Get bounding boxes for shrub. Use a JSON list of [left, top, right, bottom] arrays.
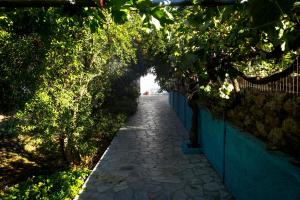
[[0, 168, 90, 200]]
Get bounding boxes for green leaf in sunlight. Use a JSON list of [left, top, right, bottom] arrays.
[[281, 41, 286, 51], [150, 16, 161, 30], [136, 0, 152, 9]]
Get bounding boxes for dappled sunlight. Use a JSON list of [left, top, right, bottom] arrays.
[[0, 132, 41, 190], [76, 96, 232, 199], [119, 125, 148, 131]]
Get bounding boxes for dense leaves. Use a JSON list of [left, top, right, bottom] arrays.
[[0, 168, 90, 200], [144, 1, 300, 98], [0, 8, 144, 167]]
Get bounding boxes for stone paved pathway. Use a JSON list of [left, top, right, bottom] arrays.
[[76, 95, 233, 200]]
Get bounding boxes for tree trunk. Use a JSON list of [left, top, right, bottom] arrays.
[[65, 135, 81, 165], [187, 91, 200, 148], [189, 102, 199, 147], [59, 134, 68, 164]]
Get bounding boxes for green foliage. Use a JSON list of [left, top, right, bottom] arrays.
[[0, 9, 146, 199], [0, 168, 90, 200], [247, 0, 295, 30], [0, 32, 46, 110], [144, 2, 299, 100], [0, 8, 144, 166]]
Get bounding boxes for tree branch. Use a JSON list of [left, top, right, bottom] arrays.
[[230, 58, 298, 84], [0, 0, 97, 7], [0, 0, 237, 7]]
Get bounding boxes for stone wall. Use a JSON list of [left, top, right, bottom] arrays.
[[226, 91, 300, 161]]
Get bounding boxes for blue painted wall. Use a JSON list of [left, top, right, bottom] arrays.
[[225, 125, 300, 200], [199, 108, 225, 177], [179, 94, 185, 123], [182, 97, 187, 128], [185, 100, 192, 131], [168, 92, 172, 106], [168, 91, 300, 200], [170, 91, 190, 131]]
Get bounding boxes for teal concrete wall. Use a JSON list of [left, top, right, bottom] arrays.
[[168, 91, 300, 200], [169, 92, 192, 132], [179, 94, 185, 123], [168, 92, 172, 108], [225, 125, 300, 200], [185, 100, 192, 132], [200, 108, 225, 177]]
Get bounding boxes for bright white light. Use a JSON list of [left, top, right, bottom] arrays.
[[140, 73, 160, 95], [151, 0, 189, 5]]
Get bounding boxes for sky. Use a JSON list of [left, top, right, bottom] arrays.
[[140, 73, 160, 94]]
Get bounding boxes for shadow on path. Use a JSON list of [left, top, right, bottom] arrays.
[[76, 95, 233, 200]]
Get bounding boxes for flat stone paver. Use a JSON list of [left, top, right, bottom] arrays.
[[76, 95, 233, 200]]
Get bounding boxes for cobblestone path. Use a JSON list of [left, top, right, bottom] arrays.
[[76, 95, 233, 200]]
